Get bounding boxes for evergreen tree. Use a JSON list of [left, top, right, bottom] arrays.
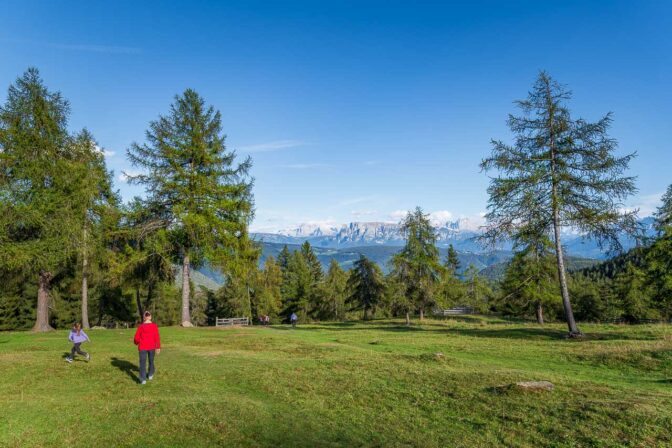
[[69, 130, 118, 328], [109, 198, 175, 322], [126, 89, 253, 326], [301, 241, 323, 283], [499, 239, 559, 324], [645, 228, 672, 318], [281, 250, 313, 320], [317, 259, 348, 320], [440, 243, 465, 311], [445, 244, 461, 273], [463, 264, 492, 313], [254, 256, 283, 320], [0, 68, 85, 331], [300, 241, 324, 317], [391, 207, 443, 320], [613, 262, 654, 321], [347, 255, 385, 320], [481, 72, 638, 337], [654, 184, 672, 232], [385, 273, 413, 325], [277, 245, 291, 271]]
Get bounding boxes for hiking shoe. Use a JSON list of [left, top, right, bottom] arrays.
[[141, 380, 146, 385], [148, 375, 154, 381], [85, 353, 90, 361], [65, 357, 73, 363]]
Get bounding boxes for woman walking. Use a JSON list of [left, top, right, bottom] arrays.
[[133, 311, 161, 385]]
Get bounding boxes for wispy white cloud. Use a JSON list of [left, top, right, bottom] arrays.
[[351, 210, 378, 218], [94, 144, 116, 158], [363, 160, 381, 166], [339, 195, 378, 206], [626, 192, 664, 217], [238, 140, 304, 153], [2, 38, 141, 54], [389, 209, 410, 222], [429, 210, 454, 226]]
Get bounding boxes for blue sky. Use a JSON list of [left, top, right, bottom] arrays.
[[1, 1, 670, 232]]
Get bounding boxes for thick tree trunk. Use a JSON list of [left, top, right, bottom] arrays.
[[81, 252, 90, 329], [552, 213, 581, 336], [33, 271, 53, 332], [181, 254, 192, 326], [535, 302, 544, 325], [405, 311, 410, 326], [419, 308, 424, 321]]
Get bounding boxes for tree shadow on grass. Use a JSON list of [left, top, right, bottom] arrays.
[[111, 357, 139, 383], [287, 322, 654, 341]]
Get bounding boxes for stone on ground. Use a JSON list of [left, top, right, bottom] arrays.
[[515, 381, 554, 391]]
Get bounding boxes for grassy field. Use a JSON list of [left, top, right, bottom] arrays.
[[1, 317, 671, 447]]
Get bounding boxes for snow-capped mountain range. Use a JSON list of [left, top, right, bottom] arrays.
[[255, 218, 482, 249], [252, 217, 657, 259]]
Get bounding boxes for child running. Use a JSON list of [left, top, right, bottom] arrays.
[[133, 311, 161, 385], [65, 322, 90, 363]]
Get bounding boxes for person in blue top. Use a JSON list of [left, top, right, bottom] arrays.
[[290, 312, 298, 328], [65, 322, 90, 363]]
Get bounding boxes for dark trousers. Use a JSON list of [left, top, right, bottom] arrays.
[[139, 350, 155, 381], [70, 343, 87, 358]]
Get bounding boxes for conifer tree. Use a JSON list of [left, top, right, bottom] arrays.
[[445, 244, 461, 273], [613, 262, 652, 321], [463, 264, 492, 313], [391, 207, 443, 320], [481, 72, 638, 337], [499, 238, 558, 324], [0, 68, 85, 331], [347, 255, 385, 320], [254, 256, 283, 319], [281, 250, 312, 320], [317, 259, 348, 320], [277, 245, 291, 271], [301, 241, 323, 283], [654, 184, 672, 232], [126, 89, 253, 326], [69, 130, 118, 328], [645, 226, 672, 318]]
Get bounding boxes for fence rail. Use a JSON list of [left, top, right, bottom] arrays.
[[215, 317, 250, 327]]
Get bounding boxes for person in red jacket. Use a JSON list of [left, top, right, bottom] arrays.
[[133, 311, 161, 385]]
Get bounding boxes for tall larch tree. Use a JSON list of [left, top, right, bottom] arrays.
[[0, 68, 84, 332], [126, 89, 253, 326], [481, 72, 638, 337], [391, 207, 444, 321], [69, 130, 118, 328]]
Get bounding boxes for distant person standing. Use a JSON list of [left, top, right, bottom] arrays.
[[290, 312, 298, 328], [133, 311, 161, 385], [65, 322, 90, 363]]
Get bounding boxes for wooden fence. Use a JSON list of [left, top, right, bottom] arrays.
[[215, 317, 250, 327], [433, 307, 475, 316]]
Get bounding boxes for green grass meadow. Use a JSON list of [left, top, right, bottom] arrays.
[[1, 317, 671, 447]]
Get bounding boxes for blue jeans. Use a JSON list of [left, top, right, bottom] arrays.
[[139, 350, 155, 381]]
